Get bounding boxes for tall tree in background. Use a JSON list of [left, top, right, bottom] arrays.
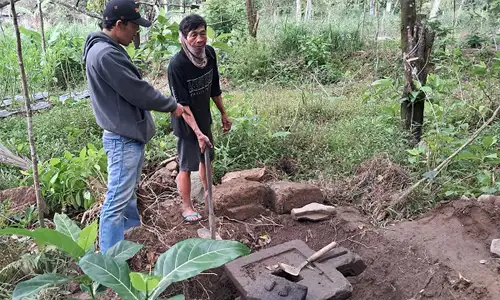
[[400, 0, 435, 143], [304, 0, 312, 20], [10, 0, 46, 227], [246, 0, 258, 38], [296, 0, 301, 21], [37, 0, 46, 52]]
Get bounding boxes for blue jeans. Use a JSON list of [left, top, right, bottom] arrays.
[[99, 131, 144, 253]]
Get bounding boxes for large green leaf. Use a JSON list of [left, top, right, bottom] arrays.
[[79, 254, 142, 300], [106, 240, 144, 263], [12, 273, 71, 300], [0, 228, 85, 259], [78, 220, 98, 251], [129, 272, 161, 292], [54, 213, 81, 242], [166, 295, 184, 300], [149, 238, 249, 299]]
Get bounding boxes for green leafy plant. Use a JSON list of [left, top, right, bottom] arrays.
[[0, 213, 250, 300], [23, 144, 107, 211]]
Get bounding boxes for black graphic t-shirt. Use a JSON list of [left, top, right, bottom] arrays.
[[167, 45, 222, 138]]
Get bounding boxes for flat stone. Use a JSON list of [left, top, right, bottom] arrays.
[[221, 167, 271, 183], [291, 202, 336, 221], [491, 239, 500, 257], [227, 204, 267, 220], [189, 171, 205, 204], [267, 181, 324, 214], [224, 240, 356, 300], [213, 179, 274, 215]]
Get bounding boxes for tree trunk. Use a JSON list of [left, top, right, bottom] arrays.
[[296, 0, 301, 22], [369, 0, 375, 16], [10, 0, 46, 228], [400, 0, 435, 144], [245, 0, 258, 38], [133, 31, 140, 49], [305, 0, 312, 21], [0, 0, 19, 9], [429, 0, 441, 18], [37, 0, 46, 52], [386, 0, 392, 13]]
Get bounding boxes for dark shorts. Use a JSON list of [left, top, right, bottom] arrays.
[[177, 130, 215, 172]]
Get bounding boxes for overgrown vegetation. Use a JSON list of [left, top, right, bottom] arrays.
[[0, 0, 499, 296]]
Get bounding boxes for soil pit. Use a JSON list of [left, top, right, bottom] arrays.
[[89, 198, 500, 300]]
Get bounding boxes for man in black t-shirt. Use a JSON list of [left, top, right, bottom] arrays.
[[168, 14, 232, 222]]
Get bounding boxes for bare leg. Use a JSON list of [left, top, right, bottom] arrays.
[[178, 170, 201, 221]]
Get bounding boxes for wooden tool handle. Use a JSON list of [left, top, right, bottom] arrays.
[[306, 241, 338, 263]]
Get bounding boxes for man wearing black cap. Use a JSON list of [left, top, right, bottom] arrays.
[[82, 0, 183, 253]]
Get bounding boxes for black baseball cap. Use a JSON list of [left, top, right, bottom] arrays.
[[103, 0, 152, 27]]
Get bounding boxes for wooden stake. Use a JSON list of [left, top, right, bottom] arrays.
[[11, 0, 47, 227]]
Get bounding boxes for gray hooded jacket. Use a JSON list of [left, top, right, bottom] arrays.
[[82, 32, 177, 143]]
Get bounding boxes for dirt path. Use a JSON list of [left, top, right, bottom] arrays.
[[94, 198, 500, 300]]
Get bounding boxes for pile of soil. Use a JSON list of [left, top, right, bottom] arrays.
[[95, 197, 500, 300]]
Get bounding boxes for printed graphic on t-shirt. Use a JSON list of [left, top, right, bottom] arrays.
[[187, 69, 213, 97]]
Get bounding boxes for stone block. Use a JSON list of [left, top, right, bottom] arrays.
[[213, 179, 274, 215], [268, 181, 324, 214], [291, 202, 336, 221], [491, 239, 500, 257], [224, 239, 354, 300], [227, 204, 267, 220], [221, 168, 271, 183]]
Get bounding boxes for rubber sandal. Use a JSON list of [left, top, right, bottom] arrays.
[[183, 212, 201, 223]]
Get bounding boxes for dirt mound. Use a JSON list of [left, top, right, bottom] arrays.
[[113, 199, 499, 300], [384, 199, 500, 298], [325, 153, 411, 220], [0, 186, 36, 213]]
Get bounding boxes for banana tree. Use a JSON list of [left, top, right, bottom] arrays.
[[0, 213, 250, 300]]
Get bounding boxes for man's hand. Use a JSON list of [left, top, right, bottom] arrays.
[[221, 113, 232, 134], [172, 104, 184, 117], [197, 133, 213, 153]]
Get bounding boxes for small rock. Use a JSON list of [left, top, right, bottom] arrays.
[[480, 260, 487, 264], [265, 280, 277, 291], [491, 239, 500, 257], [165, 160, 178, 172], [478, 194, 500, 205], [267, 181, 323, 214], [221, 167, 271, 183], [291, 202, 336, 221]]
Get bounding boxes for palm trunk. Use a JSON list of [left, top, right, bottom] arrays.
[[10, 0, 46, 228]]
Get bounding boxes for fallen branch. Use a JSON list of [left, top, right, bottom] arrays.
[[389, 102, 500, 209], [50, 0, 101, 19], [0, 144, 30, 170], [0, 0, 19, 9]]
